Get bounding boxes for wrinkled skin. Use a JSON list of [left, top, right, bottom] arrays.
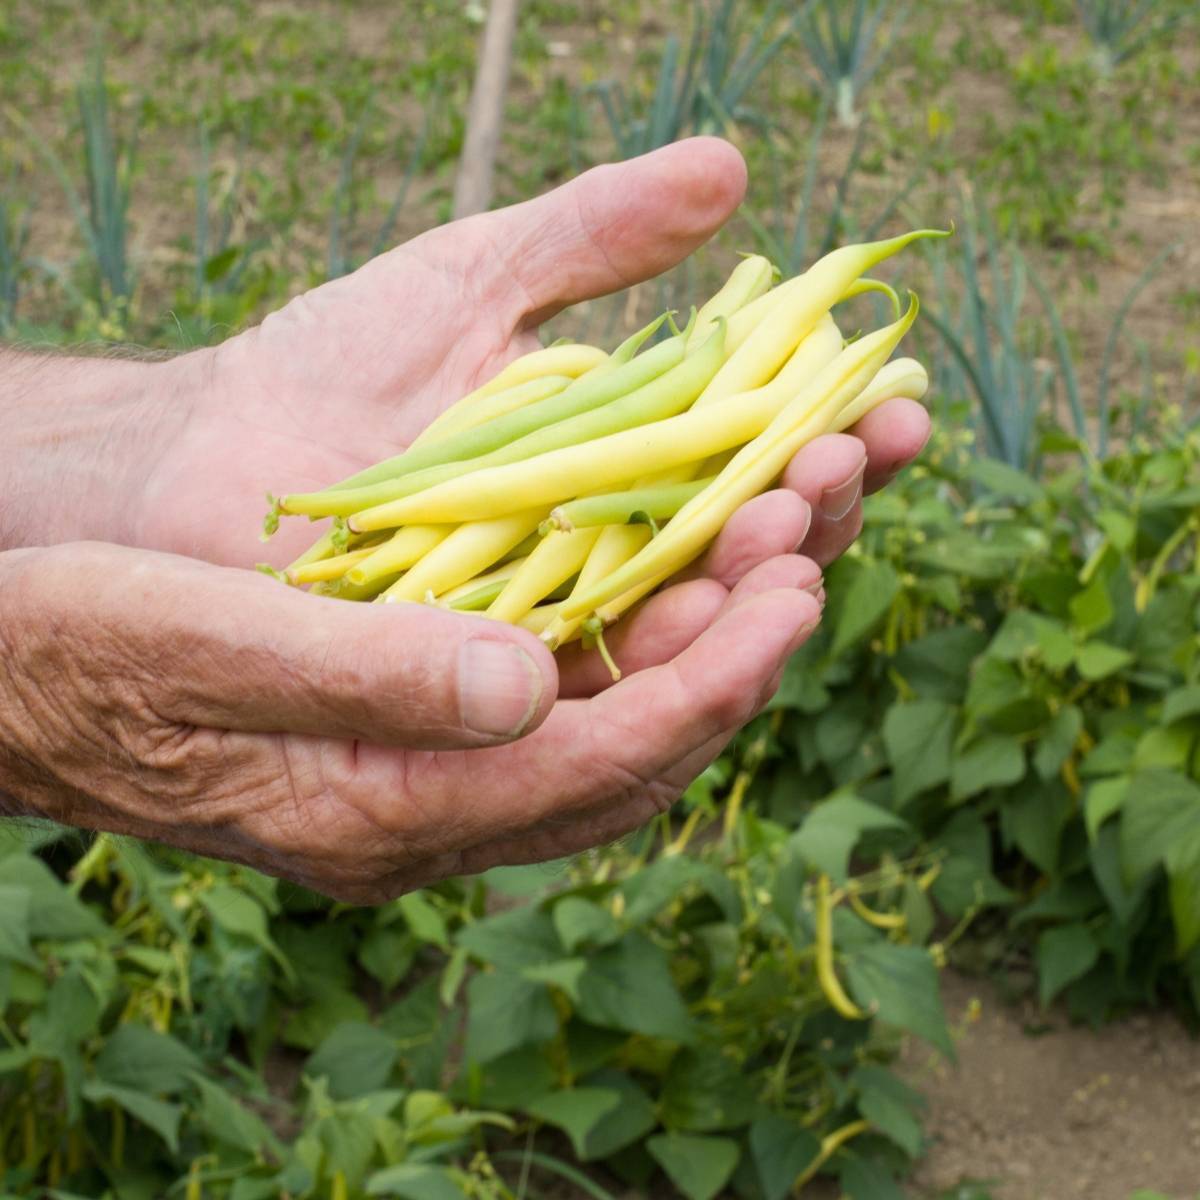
[[0, 138, 929, 902]]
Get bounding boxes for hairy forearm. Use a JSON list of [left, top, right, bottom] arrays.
[[0, 345, 194, 551]]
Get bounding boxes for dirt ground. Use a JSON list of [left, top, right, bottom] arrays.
[[900, 972, 1200, 1200]]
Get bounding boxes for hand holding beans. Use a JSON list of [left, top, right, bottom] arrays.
[[0, 138, 930, 901]]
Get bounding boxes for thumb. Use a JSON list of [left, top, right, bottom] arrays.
[[20, 543, 558, 750], [406, 136, 748, 329]]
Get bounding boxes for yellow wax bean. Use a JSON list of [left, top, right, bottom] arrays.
[[487, 527, 604, 625], [380, 509, 544, 604], [567, 314, 845, 616], [695, 229, 944, 409], [540, 524, 652, 649], [558, 297, 919, 621], [288, 546, 379, 585], [437, 557, 528, 608], [416, 374, 573, 443], [357, 316, 843, 529], [689, 254, 776, 349], [829, 357, 928, 432], [412, 343, 609, 448], [345, 524, 452, 587], [517, 606, 559, 637]]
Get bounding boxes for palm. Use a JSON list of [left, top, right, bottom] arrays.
[[136, 239, 535, 568]]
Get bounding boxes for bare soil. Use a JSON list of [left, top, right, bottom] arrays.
[[901, 972, 1200, 1200]]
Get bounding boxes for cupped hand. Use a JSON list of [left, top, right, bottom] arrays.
[[130, 137, 928, 575], [1, 138, 931, 900]]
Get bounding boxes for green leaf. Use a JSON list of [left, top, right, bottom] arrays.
[[283, 979, 370, 1051], [307, 1023, 398, 1099], [882, 701, 956, 807], [966, 457, 1045, 502], [749, 1114, 819, 1200], [831, 560, 900, 656], [1069, 573, 1114, 636], [399, 892, 450, 949], [0, 854, 105, 940], [1076, 642, 1133, 681], [454, 1043, 557, 1109], [1163, 685, 1200, 725], [366, 1165, 469, 1200], [522, 957, 587, 1002], [1002, 782, 1069, 875], [1036, 923, 1100, 1006], [790, 794, 909, 881], [191, 1074, 279, 1155], [845, 944, 952, 1057], [661, 1047, 756, 1132], [552, 897, 622, 952], [575, 1069, 658, 1160], [951, 734, 1025, 801], [893, 627, 988, 703], [1133, 725, 1194, 771], [1033, 705, 1083, 781], [1168, 834, 1200, 955], [839, 1154, 905, 1199], [81, 1080, 181, 1152], [94, 1023, 202, 1095], [465, 970, 557, 1064], [575, 932, 695, 1042], [852, 1065, 924, 1158], [1084, 777, 1128, 844], [457, 905, 562, 970], [358, 924, 416, 991], [646, 1133, 740, 1200], [989, 611, 1074, 671], [0, 885, 38, 967], [1119, 770, 1200, 886], [527, 1089, 622, 1158], [199, 884, 291, 978]]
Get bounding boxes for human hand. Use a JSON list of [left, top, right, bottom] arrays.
[[0, 138, 930, 899], [122, 136, 928, 576], [0, 541, 821, 901]]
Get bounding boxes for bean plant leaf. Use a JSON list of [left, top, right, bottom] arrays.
[[951, 734, 1025, 801], [575, 932, 695, 1042], [830, 560, 900, 656], [465, 970, 557, 1064], [366, 1165, 469, 1200], [1076, 641, 1133, 680], [852, 1065, 924, 1158], [882, 701, 956, 806], [576, 1069, 658, 1159], [749, 1114, 820, 1200], [81, 1080, 182, 1152], [661, 1046, 757, 1132], [191, 1074, 280, 1155], [307, 1022, 399, 1099], [0, 885, 38, 967], [1119, 770, 1200, 885], [552, 897, 622, 952], [94, 1023, 203, 1095], [845, 944, 953, 1057], [0, 853, 105, 940], [1036, 923, 1100, 1006], [790, 793, 909, 881], [647, 1132, 740, 1200], [457, 905, 562, 969], [527, 1088, 622, 1158]]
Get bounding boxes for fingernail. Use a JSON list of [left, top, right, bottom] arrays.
[[819, 459, 866, 521], [784, 617, 820, 658], [458, 639, 542, 737], [803, 583, 826, 608]]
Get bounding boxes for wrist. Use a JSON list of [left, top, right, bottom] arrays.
[[0, 346, 206, 550]]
